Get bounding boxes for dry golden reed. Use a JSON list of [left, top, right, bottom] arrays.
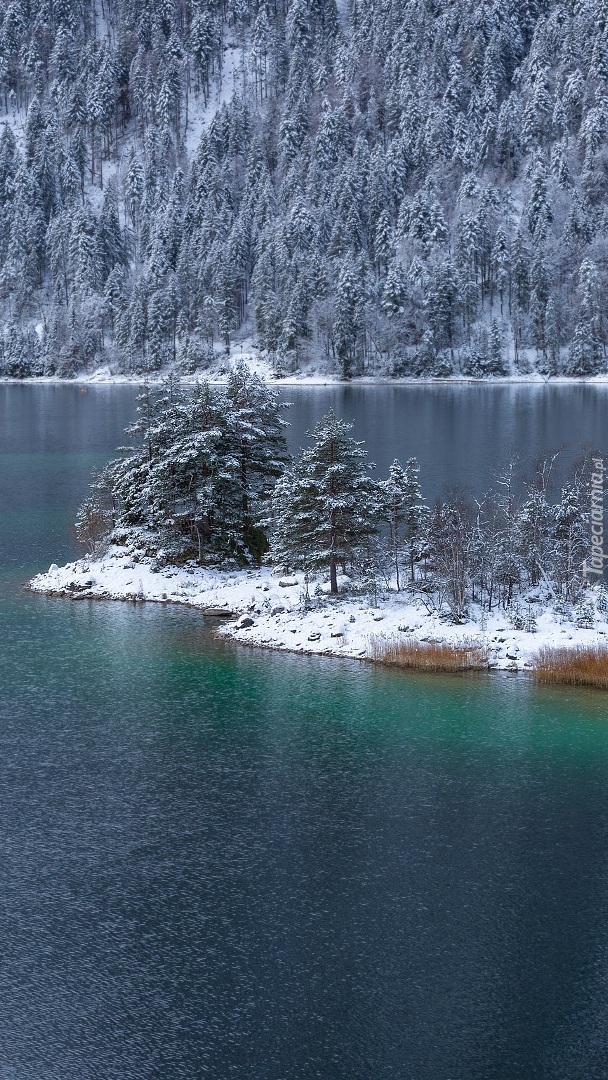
[[533, 645, 608, 689], [368, 634, 489, 672]]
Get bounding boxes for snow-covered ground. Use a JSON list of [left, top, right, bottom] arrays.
[[8, 352, 608, 388], [27, 549, 608, 674], [73, 369, 608, 387]]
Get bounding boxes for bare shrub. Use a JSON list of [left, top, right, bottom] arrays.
[[75, 496, 112, 557]]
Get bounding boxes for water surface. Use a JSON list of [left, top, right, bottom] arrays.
[[1, 384, 608, 1078]]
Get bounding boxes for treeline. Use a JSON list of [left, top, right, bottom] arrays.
[[79, 367, 599, 624], [3, 0, 608, 377]]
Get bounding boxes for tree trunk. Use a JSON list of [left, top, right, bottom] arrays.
[[329, 555, 338, 594]]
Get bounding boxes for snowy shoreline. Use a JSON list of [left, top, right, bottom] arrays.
[[6, 369, 608, 388], [27, 549, 608, 676]]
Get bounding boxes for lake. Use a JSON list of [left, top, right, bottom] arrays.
[[1, 382, 608, 1079]]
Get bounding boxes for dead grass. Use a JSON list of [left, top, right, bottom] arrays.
[[533, 645, 608, 689], [369, 634, 489, 672]]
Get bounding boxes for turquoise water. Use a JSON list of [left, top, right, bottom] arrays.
[[1, 385, 608, 1078]]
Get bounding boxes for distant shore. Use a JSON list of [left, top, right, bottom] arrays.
[[5, 360, 608, 389], [6, 370, 608, 388]]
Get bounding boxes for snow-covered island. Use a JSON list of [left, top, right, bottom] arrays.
[[27, 368, 608, 687], [27, 549, 608, 677]]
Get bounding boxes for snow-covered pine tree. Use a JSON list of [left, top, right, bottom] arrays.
[[85, 369, 290, 564], [518, 483, 552, 588], [221, 362, 291, 561], [380, 457, 428, 589], [401, 457, 429, 581], [575, 596, 595, 629], [487, 319, 507, 375], [271, 410, 381, 593], [380, 458, 409, 591], [427, 499, 471, 623], [566, 259, 604, 375], [553, 481, 587, 601]]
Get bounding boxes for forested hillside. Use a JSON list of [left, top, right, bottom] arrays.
[[2, 0, 608, 378]]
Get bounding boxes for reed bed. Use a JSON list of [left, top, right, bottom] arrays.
[[368, 634, 489, 672], [533, 645, 608, 689]]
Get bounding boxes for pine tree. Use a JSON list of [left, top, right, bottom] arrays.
[[597, 583, 608, 617], [380, 456, 428, 589], [428, 499, 470, 623], [380, 458, 409, 590], [271, 411, 381, 593], [223, 362, 291, 560], [488, 320, 507, 375], [554, 481, 587, 601], [518, 483, 552, 588], [382, 261, 408, 316], [575, 596, 595, 629], [334, 259, 364, 378], [88, 370, 289, 564], [567, 259, 604, 375], [401, 457, 429, 581]]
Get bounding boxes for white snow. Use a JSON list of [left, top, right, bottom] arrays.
[[9, 351, 608, 389], [28, 550, 608, 675], [183, 45, 243, 159]]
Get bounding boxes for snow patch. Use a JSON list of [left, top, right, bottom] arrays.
[[27, 550, 608, 675]]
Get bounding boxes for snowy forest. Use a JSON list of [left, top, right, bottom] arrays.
[[78, 368, 600, 625], [2, 0, 608, 377]]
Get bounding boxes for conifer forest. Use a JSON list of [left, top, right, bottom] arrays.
[[2, 0, 608, 377]]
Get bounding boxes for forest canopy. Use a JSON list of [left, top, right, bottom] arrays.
[[2, 0, 608, 377]]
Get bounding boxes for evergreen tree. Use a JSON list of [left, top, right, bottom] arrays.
[[567, 259, 604, 375], [223, 362, 291, 559], [380, 458, 409, 590], [380, 456, 429, 588], [271, 411, 381, 593], [89, 369, 289, 564], [553, 481, 587, 601]]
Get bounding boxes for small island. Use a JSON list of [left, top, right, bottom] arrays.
[[30, 364, 608, 688]]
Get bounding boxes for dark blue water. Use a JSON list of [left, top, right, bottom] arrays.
[[1, 384, 608, 1078]]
